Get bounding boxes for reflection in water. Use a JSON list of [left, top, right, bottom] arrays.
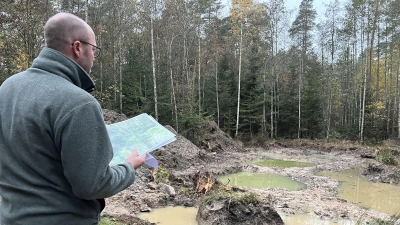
[[218, 172, 306, 191], [138, 206, 198, 225], [318, 169, 400, 216], [279, 212, 356, 225], [253, 159, 316, 168]]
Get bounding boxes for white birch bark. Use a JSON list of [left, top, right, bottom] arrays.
[[168, 36, 178, 132], [198, 36, 201, 115], [119, 36, 123, 113], [151, 14, 158, 120], [235, 22, 243, 138], [215, 62, 220, 127], [298, 58, 302, 139], [397, 49, 400, 138]]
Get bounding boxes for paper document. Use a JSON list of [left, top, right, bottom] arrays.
[[106, 113, 176, 168]]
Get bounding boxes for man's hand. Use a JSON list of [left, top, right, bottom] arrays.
[[125, 149, 146, 169]]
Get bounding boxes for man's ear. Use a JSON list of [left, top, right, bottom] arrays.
[[71, 41, 82, 57]]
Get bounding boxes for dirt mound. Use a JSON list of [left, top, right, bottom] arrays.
[[202, 121, 244, 153], [153, 125, 204, 171], [102, 109, 129, 124], [197, 196, 284, 225], [363, 163, 400, 185], [101, 109, 243, 177], [102, 110, 243, 154]]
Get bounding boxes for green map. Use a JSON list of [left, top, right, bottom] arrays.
[[107, 113, 176, 166]]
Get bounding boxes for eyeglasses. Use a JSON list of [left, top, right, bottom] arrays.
[[71, 40, 101, 58]]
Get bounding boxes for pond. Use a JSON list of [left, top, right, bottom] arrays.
[[218, 172, 306, 191], [137, 206, 358, 225], [138, 206, 198, 225], [139, 162, 400, 224], [137, 206, 357, 225], [318, 168, 400, 216]]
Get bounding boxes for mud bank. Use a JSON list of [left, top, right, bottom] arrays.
[[102, 110, 398, 224]]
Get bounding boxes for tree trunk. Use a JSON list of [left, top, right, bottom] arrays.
[[151, 15, 158, 120], [215, 62, 220, 127], [397, 49, 400, 138], [235, 22, 243, 138], [113, 34, 117, 109], [168, 36, 178, 132], [360, 32, 367, 144], [119, 36, 123, 113], [85, 0, 89, 22], [198, 35, 201, 115], [298, 57, 303, 139]]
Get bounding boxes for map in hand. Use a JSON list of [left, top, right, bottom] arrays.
[[106, 113, 176, 167]]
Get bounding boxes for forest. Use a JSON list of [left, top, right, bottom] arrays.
[[1, 0, 399, 145]]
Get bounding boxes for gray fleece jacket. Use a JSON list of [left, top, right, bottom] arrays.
[[0, 47, 136, 225]]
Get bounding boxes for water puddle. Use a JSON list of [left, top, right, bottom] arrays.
[[318, 169, 400, 216], [279, 212, 356, 225], [253, 159, 316, 167], [137, 206, 356, 225], [138, 206, 198, 225], [218, 172, 306, 191]]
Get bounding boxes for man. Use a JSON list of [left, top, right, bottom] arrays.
[[0, 12, 146, 225]]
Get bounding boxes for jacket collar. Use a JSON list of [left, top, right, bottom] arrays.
[[31, 47, 95, 92]]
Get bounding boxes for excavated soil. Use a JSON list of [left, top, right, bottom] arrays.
[[102, 110, 400, 224]]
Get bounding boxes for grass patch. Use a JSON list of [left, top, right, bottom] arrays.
[[376, 149, 399, 166], [356, 213, 400, 225], [178, 187, 189, 194], [201, 188, 260, 207], [99, 217, 126, 225], [100, 214, 153, 225]]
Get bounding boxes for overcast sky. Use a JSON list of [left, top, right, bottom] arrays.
[[219, 0, 347, 21]]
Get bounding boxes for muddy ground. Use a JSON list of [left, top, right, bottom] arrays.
[[102, 110, 400, 224]]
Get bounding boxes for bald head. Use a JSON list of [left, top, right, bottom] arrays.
[[44, 13, 93, 53]]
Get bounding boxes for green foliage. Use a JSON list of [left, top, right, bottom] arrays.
[[3, 0, 400, 143], [179, 111, 212, 146], [239, 192, 260, 205], [155, 166, 170, 184], [239, 34, 265, 140], [301, 54, 324, 139], [201, 189, 260, 207], [99, 216, 126, 225], [363, 101, 389, 144], [364, 217, 399, 225], [277, 48, 300, 138], [289, 0, 316, 52], [99, 215, 153, 225], [121, 43, 153, 117], [178, 187, 189, 195], [211, 53, 238, 134], [376, 149, 399, 166]]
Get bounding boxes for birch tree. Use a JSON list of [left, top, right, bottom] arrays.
[[267, 0, 288, 138]]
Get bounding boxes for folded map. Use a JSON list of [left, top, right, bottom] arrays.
[[106, 113, 176, 168]]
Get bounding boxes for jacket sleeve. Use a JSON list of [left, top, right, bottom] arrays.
[[54, 100, 136, 200]]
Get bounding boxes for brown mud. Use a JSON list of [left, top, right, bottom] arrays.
[[102, 110, 400, 224]]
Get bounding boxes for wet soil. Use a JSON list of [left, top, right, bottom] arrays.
[[102, 110, 400, 224]]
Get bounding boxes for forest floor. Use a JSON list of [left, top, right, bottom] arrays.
[[101, 109, 400, 224]]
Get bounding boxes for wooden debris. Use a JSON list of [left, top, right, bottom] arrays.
[[194, 171, 215, 193]]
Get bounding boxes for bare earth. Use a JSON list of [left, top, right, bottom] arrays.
[[240, 147, 389, 221], [102, 110, 398, 224]]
